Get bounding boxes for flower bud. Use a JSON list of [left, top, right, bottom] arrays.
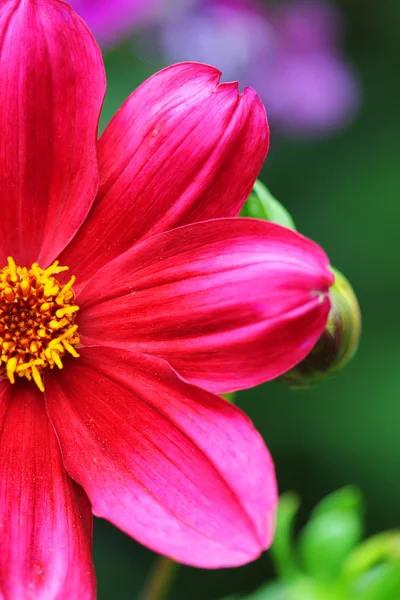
[[280, 267, 361, 389]]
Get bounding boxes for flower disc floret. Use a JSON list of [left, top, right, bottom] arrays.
[[0, 257, 80, 391]]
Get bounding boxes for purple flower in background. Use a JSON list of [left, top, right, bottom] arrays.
[[158, 0, 360, 137], [68, 0, 161, 46], [255, 0, 361, 135], [71, 0, 360, 137], [159, 0, 271, 82]]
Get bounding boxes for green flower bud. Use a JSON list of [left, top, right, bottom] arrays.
[[280, 268, 361, 389]]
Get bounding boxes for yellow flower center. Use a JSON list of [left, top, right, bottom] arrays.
[[0, 257, 80, 392]]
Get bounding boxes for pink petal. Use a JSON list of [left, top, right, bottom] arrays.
[[77, 218, 333, 394], [0, 0, 105, 267], [0, 382, 95, 600], [60, 62, 269, 288], [45, 347, 277, 568]]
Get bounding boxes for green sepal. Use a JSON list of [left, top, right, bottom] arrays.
[[242, 180, 296, 230]]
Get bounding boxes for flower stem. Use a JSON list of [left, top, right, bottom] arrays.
[[138, 557, 178, 600]]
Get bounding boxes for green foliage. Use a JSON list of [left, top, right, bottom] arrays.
[[298, 486, 363, 582], [220, 489, 400, 600]]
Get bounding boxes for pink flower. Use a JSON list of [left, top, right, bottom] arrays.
[[0, 0, 333, 597]]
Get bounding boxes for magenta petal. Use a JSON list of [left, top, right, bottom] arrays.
[[45, 347, 278, 568], [0, 382, 95, 600], [0, 0, 105, 267], [60, 62, 269, 287], [78, 218, 333, 393]]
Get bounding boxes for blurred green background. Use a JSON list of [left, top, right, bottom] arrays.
[[91, 1, 400, 598]]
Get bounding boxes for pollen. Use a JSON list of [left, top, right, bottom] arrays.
[[0, 257, 80, 392]]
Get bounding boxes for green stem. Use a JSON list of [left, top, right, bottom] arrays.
[[138, 557, 178, 600], [271, 493, 302, 583]]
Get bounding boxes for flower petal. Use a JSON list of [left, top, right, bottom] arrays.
[[78, 218, 333, 394], [45, 347, 277, 568], [60, 62, 269, 287], [0, 381, 95, 600], [0, 0, 105, 267]]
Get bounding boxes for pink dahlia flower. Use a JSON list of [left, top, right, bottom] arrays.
[[0, 0, 333, 597]]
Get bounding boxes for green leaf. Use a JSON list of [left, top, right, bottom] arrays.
[[252, 582, 288, 600], [311, 486, 363, 520], [219, 582, 288, 600], [220, 578, 341, 600], [343, 530, 400, 579], [256, 579, 337, 600], [298, 487, 364, 583], [241, 180, 296, 230], [350, 563, 400, 600]]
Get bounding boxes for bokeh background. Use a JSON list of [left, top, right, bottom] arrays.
[[69, 0, 400, 597]]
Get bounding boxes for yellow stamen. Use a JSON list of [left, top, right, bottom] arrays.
[[39, 302, 51, 313], [43, 261, 60, 278], [7, 257, 18, 283], [51, 351, 63, 369], [16, 358, 45, 372], [44, 281, 59, 297], [63, 340, 80, 358], [20, 267, 29, 280], [31, 365, 44, 392], [6, 356, 17, 384], [29, 340, 38, 354], [48, 325, 79, 349], [56, 276, 75, 305], [20, 280, 30, 297], [43, 261, 69, 278], [55, 305, 79, 319], [0, 257, 80, 391]]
